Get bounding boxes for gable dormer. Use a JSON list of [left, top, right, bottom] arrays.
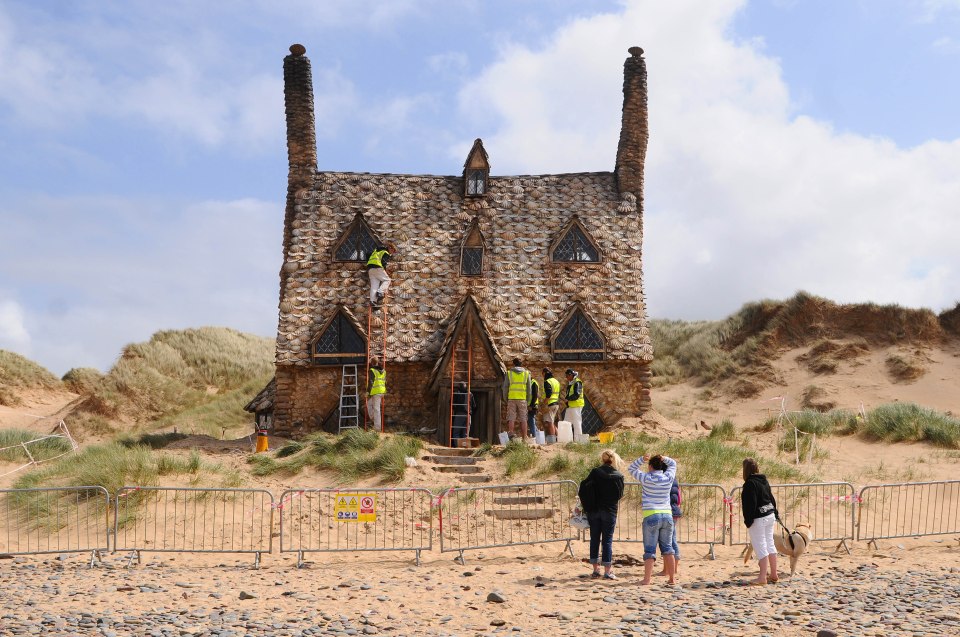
[[463, 138, 490, 197]]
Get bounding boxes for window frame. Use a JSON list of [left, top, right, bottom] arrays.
[[551, 305, 606, 362], [331, 215, 381, 263], [549, 217, 603, 264], [309, 310, 367, 366]]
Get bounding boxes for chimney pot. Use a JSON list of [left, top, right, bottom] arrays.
[[289, 43, 306, 57], [628, 46, 644, 57]]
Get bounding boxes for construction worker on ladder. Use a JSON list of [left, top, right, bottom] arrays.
[[367, 242, 394, 308], [367, 357, 386, 432]]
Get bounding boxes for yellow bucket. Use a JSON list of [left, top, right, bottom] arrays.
[[597, 432, 614, 444], [255, 431, 269, 453]]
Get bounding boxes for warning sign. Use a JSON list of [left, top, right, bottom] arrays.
[[333, 493, 377, 522]]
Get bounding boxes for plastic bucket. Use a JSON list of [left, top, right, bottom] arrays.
[[575, 433, 590, 444], [597, 432, 614, 444], [498, 431, 510, 446], [535, 431, 546, 445], [557, 421, 573, 443]]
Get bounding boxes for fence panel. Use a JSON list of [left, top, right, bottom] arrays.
[[438, 481, 578, 561], [0, 486, 109, 564], [578, 484, 727, 558], [857, 480, 960, 543], [278, 488, 433, 565], [728, 482, 856, 550], [113, 487, 273, 566]]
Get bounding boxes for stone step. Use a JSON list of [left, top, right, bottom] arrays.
[[431, 465, 484, 474], [485, 508, 556, 521], [459, 474, 493, 484], [492, 496, 546, 506], [425, 455, 478, 466], [427, 447, 475, 457]]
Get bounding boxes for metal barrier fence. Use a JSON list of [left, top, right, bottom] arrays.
[[278, 488, 433, 565], [728, 482, 856, 552], [438, 481, 578, 562], [580, 484, 728, 559], [0, 486, 109, 566], [113, 487, 274, 567], [857, 480, 960, 545]]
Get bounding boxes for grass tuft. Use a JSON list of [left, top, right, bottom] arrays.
[[708, 419, 737, 441], [0, 429, 74, 462]]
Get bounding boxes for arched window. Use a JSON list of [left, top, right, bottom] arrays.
[[310, 309, 366, 366], [333, 214, 379, 262], [550, 217, 601, 263], [460, 220, 485, 276], [552, 305, 605, 361]]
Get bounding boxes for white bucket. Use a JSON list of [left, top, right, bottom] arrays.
[[575, 433, 591, 444], [535, 431, 546, 445], [498, 431, 510, 446], [557, 421, 573, 444]]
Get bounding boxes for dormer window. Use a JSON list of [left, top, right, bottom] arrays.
[[552, 304, 605, 361], [462, 138, 490, 198], [551, 216, 602, 263], [466, 169, 486, 196], [333, 214, 380, 262], [310, 308, 366, 366], [460, 220, 485, 276]]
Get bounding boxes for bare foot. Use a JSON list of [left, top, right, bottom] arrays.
[[748, 578, 767, 585], [655, 570, 667, 577], [639, 579, 652, 586]]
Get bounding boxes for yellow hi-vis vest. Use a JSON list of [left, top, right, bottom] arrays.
[[370, 368, 386, 396], [367, 249, 388, 268], [507, 369, 529, 400], [545, 377, 560, 405], [566, 379, 584, 408], [530, 379, 540, 407]]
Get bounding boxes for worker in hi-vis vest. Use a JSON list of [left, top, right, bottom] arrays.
[[367, 357, 386, 431], [541, 367, 561, 444], [502, 357, 532, 442], [366, 242, 393, 308], [564, 368, 584, 437], [527, 377, 541, 441]]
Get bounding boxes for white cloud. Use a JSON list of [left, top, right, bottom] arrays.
[[0, 195, 282, 375], [0, 298, 31, 354], [454, 0, 960, 319]]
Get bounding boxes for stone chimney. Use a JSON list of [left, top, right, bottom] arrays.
[[614, 47, 648, 200]]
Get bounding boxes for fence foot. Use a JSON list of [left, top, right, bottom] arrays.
[[454, 551, 465, 565], [836, 539, 851, 555], [414, 550, 421, 566], [297, 551, 305, 569], [125, 550, 139, 568], [708, 543, 716, 560], [253, 552, 261, 569], [867, 539, 877, 551], [564, 540, 575, 559]]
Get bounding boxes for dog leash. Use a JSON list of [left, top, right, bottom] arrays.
[[775, 515, 796, 551]]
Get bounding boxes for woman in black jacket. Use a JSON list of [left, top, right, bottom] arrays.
[[741, 458, 780, 585], [581, 449, 625, 579]]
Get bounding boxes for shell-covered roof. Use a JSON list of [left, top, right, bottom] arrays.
[[276, 170, 653, 366]]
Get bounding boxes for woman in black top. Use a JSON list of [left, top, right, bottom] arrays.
[[580, 449, 625, 579], [741, 458, 780, 584]]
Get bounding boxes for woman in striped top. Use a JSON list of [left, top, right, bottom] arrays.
[[628, 454, 678, 585]]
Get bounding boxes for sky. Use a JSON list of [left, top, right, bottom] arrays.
[[1, 0, 959, 376]]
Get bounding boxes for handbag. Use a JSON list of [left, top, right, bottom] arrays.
[[569, 498, 590, 530]]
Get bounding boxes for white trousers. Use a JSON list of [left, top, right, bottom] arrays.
[[368, 268, 391, 303], [567, 407, 583, 436], [366, 394, 383, 431], [748, 513, 777, 560]]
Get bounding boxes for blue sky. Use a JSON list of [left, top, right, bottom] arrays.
[[1, 0, 959, 376]]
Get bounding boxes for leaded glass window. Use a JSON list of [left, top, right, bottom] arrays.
[[466, 169, 487, 196], [461, 247, 483, 275], [334, 221, 378, 261], [552, 225, 600, 262], [554, 309, 604, 361], [311, 312, 366, 365]]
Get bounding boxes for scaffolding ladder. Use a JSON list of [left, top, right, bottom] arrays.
[[448, 326, 472, 447], [365, 295, 388, 432], [337, 365, 360, 433]]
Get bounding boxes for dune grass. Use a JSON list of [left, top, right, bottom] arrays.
[[0, 429, 74, 462], [492, 439, 539, 477], [708, 419, 737, 441], [248, 429, 423, 483], [0, 350, 63, 406]]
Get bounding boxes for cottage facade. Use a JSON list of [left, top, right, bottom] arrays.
[[260, 44, 654, 443]]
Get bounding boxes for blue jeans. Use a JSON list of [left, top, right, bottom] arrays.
[[527, 411, 539, 438], [642, 513, 675, 561], [588, 509, 617, 567], [671, 518, 680, 560]]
